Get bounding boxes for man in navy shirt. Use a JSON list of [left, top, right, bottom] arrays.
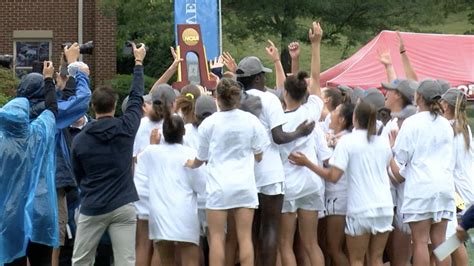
[[71, 43, 146, 265]]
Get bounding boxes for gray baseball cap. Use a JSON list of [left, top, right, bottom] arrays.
[[395, 105, 418, 120], [121, 94, 152, 114], [195, 95, 217, 118], [381, 79, 418, 103], [236, 56, 272, 77], [416, 79, 442, 101], [151, 84, 176, 104], [350, 87, 365, 104], [436, 79, 451, 95], [441, 88, 466, 108], [362, 89, 385, 111]]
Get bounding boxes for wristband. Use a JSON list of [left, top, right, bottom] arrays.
[[400, 50, 406, 54]]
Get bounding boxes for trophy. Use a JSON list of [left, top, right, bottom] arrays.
[[173, 24, 217, 90]]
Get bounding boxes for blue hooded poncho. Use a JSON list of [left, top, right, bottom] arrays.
[[0, 98, 58, 263]]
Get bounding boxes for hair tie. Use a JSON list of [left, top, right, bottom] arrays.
[[185, 93, 195, 100]]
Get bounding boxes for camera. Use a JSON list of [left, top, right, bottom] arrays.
[[0, 55, 13, 69], [123, 41, 147, 55], [61, 41, 94, 55]]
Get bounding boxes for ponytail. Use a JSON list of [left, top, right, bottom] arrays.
[[162, 98, 185, 144], [176, 93, 196, 123], [452, 93, 471, 150], [355, 101, 377, 141]]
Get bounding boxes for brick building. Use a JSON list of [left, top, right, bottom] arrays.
[[0, 0, 116, 88]]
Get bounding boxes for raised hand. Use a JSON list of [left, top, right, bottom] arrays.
[[132, 42, 146, 64], [308, 21, 323, 44], [288, 42, 300, 59], [222, 52, 237, 73], [64, 43, 80, 64], [170, 46, 183, 68], [265, 40, 280, 62], [210, 56, 224, 69], [43, 61, 54, 78], [377, 48, 392, 66], [396, 31, 406, 53]]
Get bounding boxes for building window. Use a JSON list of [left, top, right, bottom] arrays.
[[14, 40, 51, 78]]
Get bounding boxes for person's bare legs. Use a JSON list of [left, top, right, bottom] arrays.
[[278, 213, 297, 266], [368, 232, 390, 266], [451, 244, 468, 266], [346, 233, 370, 266], [224, 210, 237, 266], [52, 248, 60, 266], [326, 215, 349, 266], [409, 219, 432, 266], [207, 210, 228, 266], [317, 217, 331, 266], [294, 227, 311, 266], [178, 242, 200, 266], [297, 209, 325, 266], [256, 193, 283, 266], [155, 241, 175, 266], [388, 227, 411, 266], [430, 219, 451, 266], [136, 219, 154, 266], [233, 208, 255, 266]]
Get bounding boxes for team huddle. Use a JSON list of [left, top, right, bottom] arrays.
[[1, 20, 472, 266], [124, 22, 472, 266]]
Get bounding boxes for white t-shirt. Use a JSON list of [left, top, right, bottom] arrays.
[[382, 117, 400, 206], [132, 117, 163, 217], [183, 123, 208, 209], [325, 130, 349, 197], [330, 129, 394, 217], [197, 109, 270, 209], [450, 123, 474, 206], [393, 111, 455, 215], [279, 95, 324, 201], [246, 89, 287, 187], [137, 143, 204, 244]]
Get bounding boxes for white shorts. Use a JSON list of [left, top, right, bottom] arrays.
[[257, 182, 284, 196], [134, 195, 149, 220], [345, 215, 393, 236], [282, 192, 324, 213], [402, 210, 453, 224], [324, 195, 347, 216]]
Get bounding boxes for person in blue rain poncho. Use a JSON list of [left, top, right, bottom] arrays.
[[0, 62, 58, 265], [13, 43, 92, 265]]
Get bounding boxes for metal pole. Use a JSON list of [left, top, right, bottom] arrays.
[[218, 0, 222, 55], [78, 0, 84, 61]]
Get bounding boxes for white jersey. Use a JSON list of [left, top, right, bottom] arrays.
[[450, 123, 474, 206], [382, 117, 400, 206], [183, 123, 208, 209], [330, 129, 394, 217], [325, 130, 349, 197], [137, 143, 204, 244], [246, 89, 287, 187], [279, 95, 324, 201], [197, 109, 270, 209], [132, 117, 163, 218], [393, 111, 455, 215], [314, 123, 332, 166]]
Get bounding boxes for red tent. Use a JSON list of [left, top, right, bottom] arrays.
[[320, 30, 474, 98]]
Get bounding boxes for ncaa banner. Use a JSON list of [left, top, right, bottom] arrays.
[[174, 0, 220, 59]]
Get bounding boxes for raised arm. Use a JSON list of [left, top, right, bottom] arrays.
[[397, 31, 418, 81], [288, 42, 300, 75], [378, 48, 397, 82], [308, 22, 322, 97], [265, 40, 286, 89], [150, 47, 182, 93], [55, 43, 92, 129], [222, 52, 237, 74], [43, 61, 58, 117]]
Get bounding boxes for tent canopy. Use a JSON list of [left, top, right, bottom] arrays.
[[320, 31, 474, 97]]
